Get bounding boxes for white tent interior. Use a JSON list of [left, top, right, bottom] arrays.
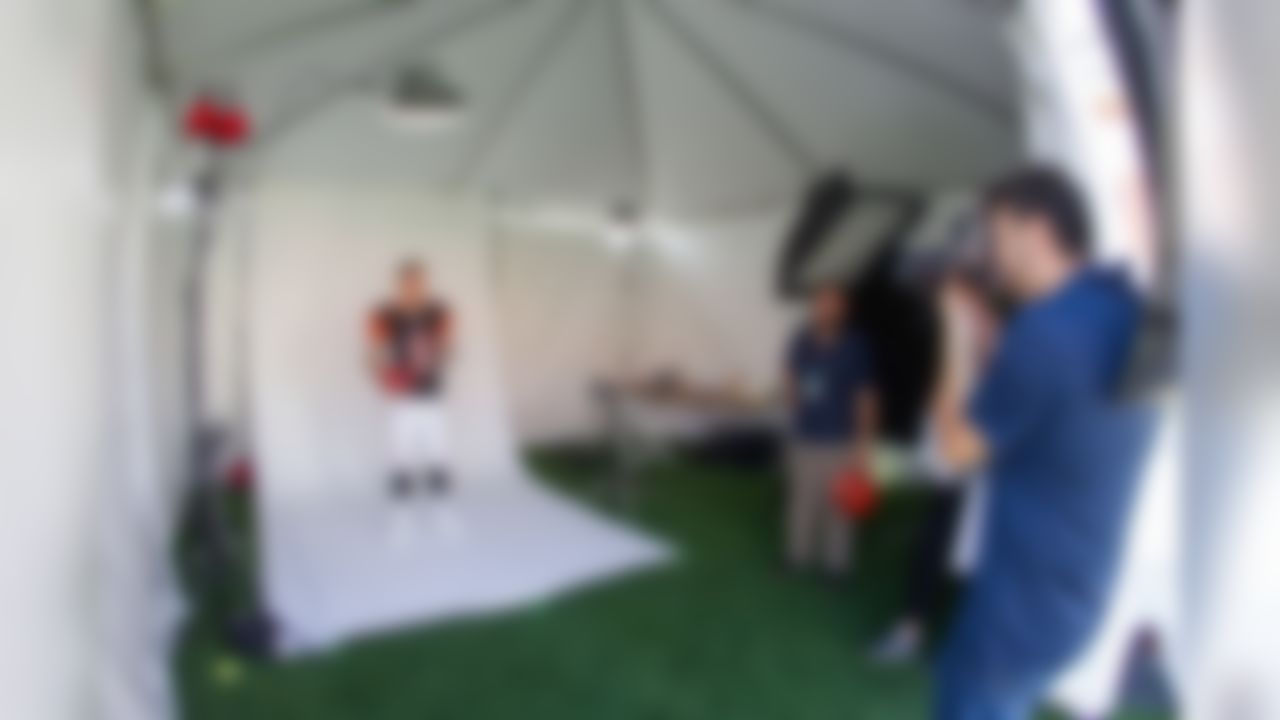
[[0, 0, 1176, 719], [132, 0, 1032, 698], [182, 0, 1029, 666], [185, 0, 1023, 443]]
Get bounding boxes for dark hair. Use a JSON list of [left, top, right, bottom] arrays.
[[983, 166, 1091, 257], [397, 259, 426, 279]]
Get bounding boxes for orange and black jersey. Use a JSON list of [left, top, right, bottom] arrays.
[[368, 301, 453, 396]]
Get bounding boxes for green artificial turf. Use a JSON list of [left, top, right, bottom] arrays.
[[177, 448, 1172, 720]]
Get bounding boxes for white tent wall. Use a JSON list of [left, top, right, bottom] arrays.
[[627, 213, 797, 395], [99, 9, 189, 720], [1008, 0, 1158, 287], [1181, 2, 1280, 717], [97, 109, 189, 720], [491, 208, 797, 444], [0, 0, 181, 718], [487, 221, 630, 443]]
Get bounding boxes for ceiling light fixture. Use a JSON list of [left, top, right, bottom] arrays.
[[383, 63, 465, 133]]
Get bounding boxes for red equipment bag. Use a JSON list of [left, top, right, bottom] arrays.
[[183, 96, 252, 148], [832, 465, 880, 520]]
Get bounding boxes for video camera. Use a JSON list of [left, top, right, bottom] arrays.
[[896, 207, 1015, 320], [898, 203, 1175, 400]]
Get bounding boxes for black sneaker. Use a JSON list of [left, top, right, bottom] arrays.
[[389, 472, 414, 499], [424, 468, 452, 496]]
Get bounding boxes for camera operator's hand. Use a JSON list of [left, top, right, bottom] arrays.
[[930, 276, 996, 473], [939, 278, 996, 391], [851, 438, 874, 473]]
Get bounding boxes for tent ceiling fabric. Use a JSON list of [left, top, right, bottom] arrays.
[[153, 0, 1020, 214]]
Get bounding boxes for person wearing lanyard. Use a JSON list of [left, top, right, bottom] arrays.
[[783, 283, 879, 576], [930, 168, 1154, 720]]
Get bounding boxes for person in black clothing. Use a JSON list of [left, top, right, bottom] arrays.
[[870, 274, 993, 665]]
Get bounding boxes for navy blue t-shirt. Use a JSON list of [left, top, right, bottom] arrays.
[[952, 269, 1154, 676], [787, 328, 873, 443]]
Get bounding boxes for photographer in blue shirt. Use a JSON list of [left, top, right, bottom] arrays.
[[930, 168, 1153, 720]]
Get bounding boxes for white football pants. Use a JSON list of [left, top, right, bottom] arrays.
[[388, 397, 451, 476]]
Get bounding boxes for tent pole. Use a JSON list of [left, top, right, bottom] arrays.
[[613, 0, 652, 211], [129, 0, 177, 98], [486, 193, 510, 328], [449, 0, 594, 191], [613, 0, 652, 387], [180, 155, 236, 605], [617, 225, 648, 381], [225, 158, 260, 474], [643, 0, 816, 174]]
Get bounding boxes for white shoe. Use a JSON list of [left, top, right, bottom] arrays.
[[388, 507, 417, 550], [869, 621, 923, 666], [430, 503, 466, 544]]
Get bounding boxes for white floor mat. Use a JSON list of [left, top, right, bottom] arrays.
[[265, 481, 669, 656]]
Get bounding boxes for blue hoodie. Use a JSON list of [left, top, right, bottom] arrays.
[[953, 268, 1155, 676]]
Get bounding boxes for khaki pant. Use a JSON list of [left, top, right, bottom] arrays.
[[786, 441, 854, 574]]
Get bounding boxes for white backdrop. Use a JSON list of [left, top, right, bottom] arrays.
[[244, 183, 668, 652], [249, 186, 520, 502]]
